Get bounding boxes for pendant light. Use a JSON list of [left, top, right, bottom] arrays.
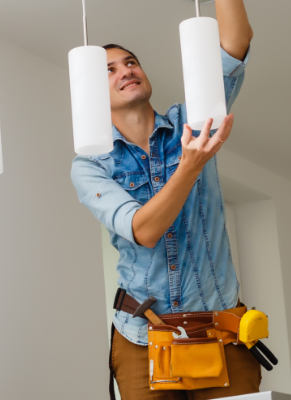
[[68, 0, 113, 155], [180, 0, 226, 130], [0, 120, 3, 174]]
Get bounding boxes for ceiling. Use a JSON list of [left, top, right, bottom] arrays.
[[0, 0, 290, 181]]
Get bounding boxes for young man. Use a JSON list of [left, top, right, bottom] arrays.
[[72, 1, 256, 399]]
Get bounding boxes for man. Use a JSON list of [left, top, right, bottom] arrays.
[[71, 1, 256, 399]]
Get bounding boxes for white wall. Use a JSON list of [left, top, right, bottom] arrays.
[[0, 38, 109, 400], [233, 200, 290, 392], [218, 148, 291, 393]]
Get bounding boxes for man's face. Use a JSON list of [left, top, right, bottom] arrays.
[[106, 48, 152, 111]]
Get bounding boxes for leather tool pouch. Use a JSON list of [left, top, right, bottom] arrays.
[[148, 307, 246, 391], [171, 337, 223, 379]]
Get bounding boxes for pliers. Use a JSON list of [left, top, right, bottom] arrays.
[[245, 340, 278, 371]]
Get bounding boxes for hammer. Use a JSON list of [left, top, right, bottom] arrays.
[[133, 296, 165, 325]]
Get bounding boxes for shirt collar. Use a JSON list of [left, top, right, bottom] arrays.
[[112, 111, 173, 143]]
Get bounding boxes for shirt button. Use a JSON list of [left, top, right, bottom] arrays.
[[154, 177, 160, 182], [173, 301, 179, 307], [167, 233, 173, 238], [178, 156, 182, 161], [130, 182, 135, 187], [141, 155, 147, 160], [171, 265, 176, 271], [96, 193, 101, 197]]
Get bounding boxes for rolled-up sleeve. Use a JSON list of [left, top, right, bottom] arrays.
[[221, 45, 251, 113], [71, 155, 142, 244]]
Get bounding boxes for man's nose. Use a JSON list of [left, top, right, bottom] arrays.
[[119, 65, 133, 79]]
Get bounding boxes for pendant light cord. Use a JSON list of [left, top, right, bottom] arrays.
[[195, 0, 201, 17], [82, 0, 88, 46]]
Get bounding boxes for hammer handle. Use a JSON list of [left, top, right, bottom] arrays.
[[144, 309, 166, 325]]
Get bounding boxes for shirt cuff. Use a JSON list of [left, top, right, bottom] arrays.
[[221, 44, 251, 78]]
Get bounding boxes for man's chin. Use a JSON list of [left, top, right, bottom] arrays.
[[122, 90, 149, 101], [112, 94, 151, 110]]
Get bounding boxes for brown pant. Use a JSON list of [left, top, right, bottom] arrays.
[[111, 328, 262, 400]]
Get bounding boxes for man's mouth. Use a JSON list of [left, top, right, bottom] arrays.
[[120, 80, 141, 90]]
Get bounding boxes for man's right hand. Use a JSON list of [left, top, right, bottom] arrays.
[[180, 114, 234, 178], [132, 114, 234, 248]]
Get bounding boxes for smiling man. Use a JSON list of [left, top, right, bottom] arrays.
[[71, 1, 256, 399]]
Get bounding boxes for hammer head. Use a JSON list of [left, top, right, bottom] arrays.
[[133, 296, 157, 318]]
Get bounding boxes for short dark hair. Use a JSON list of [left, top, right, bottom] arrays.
[[103, 44, 141, 66]]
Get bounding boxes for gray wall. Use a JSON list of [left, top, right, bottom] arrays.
[[0, 38, 109, 400]]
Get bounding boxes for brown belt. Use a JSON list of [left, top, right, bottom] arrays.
[[113, 288, 244, 335], [113, 288, 147, 318]]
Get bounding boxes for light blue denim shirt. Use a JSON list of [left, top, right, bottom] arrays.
[[71, 46, 250, 346]]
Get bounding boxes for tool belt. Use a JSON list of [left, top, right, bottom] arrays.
[[147, 306, 245, 391], [110, 289, 247, 396]]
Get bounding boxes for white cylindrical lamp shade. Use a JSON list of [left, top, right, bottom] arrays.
[[69, 46, 113, 155], [0, 120, 3, 174], [180, 17, 227, 130]]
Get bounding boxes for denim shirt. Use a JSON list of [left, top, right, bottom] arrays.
[[71, 46, 250, 346]]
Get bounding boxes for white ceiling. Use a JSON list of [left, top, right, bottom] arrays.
[[0, 0, 290, 180]]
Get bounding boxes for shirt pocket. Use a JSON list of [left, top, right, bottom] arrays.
[[166, 146, 182, 178], [113, 172, 151, 205]]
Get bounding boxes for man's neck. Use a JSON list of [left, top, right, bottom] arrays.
[[112, 102, 155, 155]]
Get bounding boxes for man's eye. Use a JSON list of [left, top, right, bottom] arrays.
[[127, 61, 135, 66], [108, 68, 113, 74]]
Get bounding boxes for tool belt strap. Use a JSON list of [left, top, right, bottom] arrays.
[[113, 288, 147, 318], [113, 288, 246, 337], [151, 307, 246, 346]]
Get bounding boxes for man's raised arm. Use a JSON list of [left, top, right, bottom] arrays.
[[215, 0, 253, 61]]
